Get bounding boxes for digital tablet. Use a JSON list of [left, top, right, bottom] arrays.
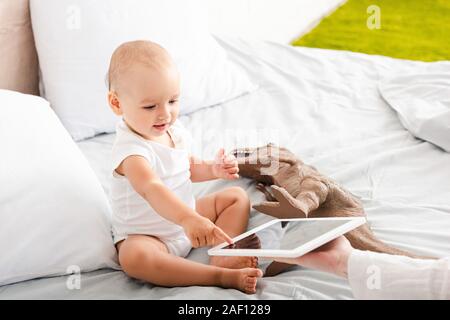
[[208, 217, 366, 258]]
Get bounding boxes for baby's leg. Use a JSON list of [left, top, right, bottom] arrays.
[[196, 187, 260, 269], [117, 234, 262, 294]]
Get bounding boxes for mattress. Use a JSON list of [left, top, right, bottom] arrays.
[[1, 36, 449, 299]]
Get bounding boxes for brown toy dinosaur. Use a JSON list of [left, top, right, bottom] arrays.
[[230, 143, 425, 265]]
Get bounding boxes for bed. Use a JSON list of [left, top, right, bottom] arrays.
[[1, 34, 449, 299]]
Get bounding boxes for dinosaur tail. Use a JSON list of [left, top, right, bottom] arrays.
[[345, 224, 433, 260]]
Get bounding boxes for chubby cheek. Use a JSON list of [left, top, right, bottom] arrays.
[[127, 110, 153, 131], [170, 106, 180, 123], [139, 111, 158, 129]]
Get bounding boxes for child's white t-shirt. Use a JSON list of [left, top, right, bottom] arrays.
[[110, 119, 195, 244]]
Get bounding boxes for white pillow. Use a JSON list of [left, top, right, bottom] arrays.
[[30, 0, 256, 141], [379, 73, 450, 152], [0, 89, 118, 286]]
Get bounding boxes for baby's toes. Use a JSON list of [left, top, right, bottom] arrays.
[[241, 257, 251, 268], [245, 277, 258, 293], [246, 276, 257, 286], [246, 268, 263, 278]]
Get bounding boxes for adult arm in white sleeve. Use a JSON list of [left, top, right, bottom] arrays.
[[348, 250, 450, 299]]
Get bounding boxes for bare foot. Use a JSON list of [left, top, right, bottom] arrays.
[[210, 234, 261, 269], [210, 255, 258, 269], [220, 268, 263, 294]]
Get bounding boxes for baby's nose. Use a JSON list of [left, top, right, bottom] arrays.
[[159, 105, 171, 118]]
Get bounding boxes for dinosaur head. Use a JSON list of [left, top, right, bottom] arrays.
[[230, 143, 298, 183]]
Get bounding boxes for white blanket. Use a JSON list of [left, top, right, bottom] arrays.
[[379, 73, 450, 152]]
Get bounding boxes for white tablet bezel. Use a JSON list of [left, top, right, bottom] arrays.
[[208, 217, 366, 258]]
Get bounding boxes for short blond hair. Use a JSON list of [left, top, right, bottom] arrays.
[[107, 40, 173, 92]]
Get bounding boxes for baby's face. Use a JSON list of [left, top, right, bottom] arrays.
[[110, 63, 180, 140]]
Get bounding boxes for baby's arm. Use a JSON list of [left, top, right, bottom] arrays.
[[118, 155, 232, 247], [189, 156, 217, 182], [189, 149, 239, 182]]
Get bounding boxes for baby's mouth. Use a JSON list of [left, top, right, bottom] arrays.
[[153, 123, 168, 131]]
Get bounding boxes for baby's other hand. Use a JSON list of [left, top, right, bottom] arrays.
[[212, 148, 239, 180], [181, 215, 233, 248]]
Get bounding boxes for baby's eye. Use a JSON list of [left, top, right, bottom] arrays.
[[143, 105, 156, 110], [169, 100, 178, 104]]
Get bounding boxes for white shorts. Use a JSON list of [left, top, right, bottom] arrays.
[[114, 234, 192, 258], [163, 235, 192, 258]]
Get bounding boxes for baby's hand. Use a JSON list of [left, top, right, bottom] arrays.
[[181, 215, 233, 248], [212, 148, 239, 180]]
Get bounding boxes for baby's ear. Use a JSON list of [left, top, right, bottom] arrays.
[[108, 91, 122, 116]]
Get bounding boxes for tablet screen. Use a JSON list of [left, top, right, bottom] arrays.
[[224, 219, 350, 250]]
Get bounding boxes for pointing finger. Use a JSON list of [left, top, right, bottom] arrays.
[[213, 226, 234, 244]]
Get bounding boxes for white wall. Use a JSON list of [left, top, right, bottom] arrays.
[[205, 0, 345, 44]]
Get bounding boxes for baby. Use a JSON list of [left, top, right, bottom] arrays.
[[107, 40, 262, 294]]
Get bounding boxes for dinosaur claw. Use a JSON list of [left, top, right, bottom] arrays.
[[252, 202, 280, 216], [270, 185, 291, 202]]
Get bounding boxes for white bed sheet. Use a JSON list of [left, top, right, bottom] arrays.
[[2, 36, 449, 299]]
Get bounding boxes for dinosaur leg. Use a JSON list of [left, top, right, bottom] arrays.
[[253, 185, 308, 218], [255, 184, 293, 226], [292, 178, 329, 216]]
